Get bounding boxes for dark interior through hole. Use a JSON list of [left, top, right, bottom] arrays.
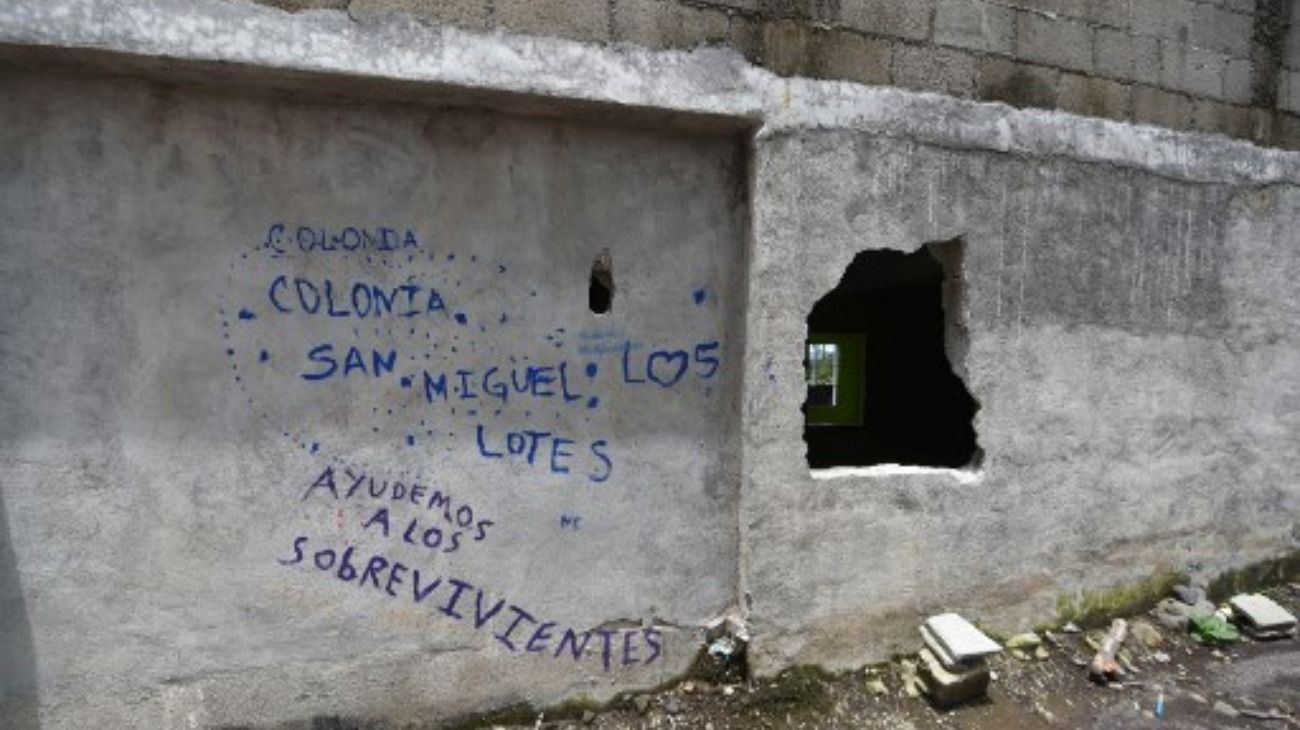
[[589, 250, 613, 314], [804, 244, 980, 469]]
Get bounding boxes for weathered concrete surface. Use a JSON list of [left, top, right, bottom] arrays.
[[0, 1, 1299, 728], [742, 129, 1300, 672], [0, 68, 746, 727]]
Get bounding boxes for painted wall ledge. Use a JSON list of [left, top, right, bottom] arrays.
[[2, 0, 1300, 187]]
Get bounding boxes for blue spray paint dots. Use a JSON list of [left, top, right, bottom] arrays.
[[406, 434, 415, 447], [259, 350, 270, 363], [238, 308, 257, 320], [585, 363, 598, 378], [400, 376, 412, 388], [226, 348, 235, 356], [586, 397, 600, 409], [310, 442, 320, 454], [692, 288, 707, 305], [454, 312, 468, 325]]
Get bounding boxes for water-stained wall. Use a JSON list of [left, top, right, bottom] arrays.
[[0, 69, 747, 727]]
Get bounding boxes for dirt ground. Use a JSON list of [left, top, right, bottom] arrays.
[[490, 585, 1300, 730]]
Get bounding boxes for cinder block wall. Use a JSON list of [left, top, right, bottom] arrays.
[[250, 0, 1300, 149]]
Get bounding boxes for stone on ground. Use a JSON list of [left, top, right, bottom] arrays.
[[1229, 594, 1297, 639], [917, 647, 991, 708]]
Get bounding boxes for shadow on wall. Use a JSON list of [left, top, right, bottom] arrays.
[[0, 491, 40, 729]]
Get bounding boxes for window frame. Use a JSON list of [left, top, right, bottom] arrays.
[[804, 332, 865, 427]]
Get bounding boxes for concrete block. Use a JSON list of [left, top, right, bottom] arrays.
[[1094, 28, 1135, 79], [1015, 11, 1093, 72], [1190, 98, 1253, 138], [1095, 29, 1162, 85], [1132, 84, 1194, 128], [1282, 68, 1300, 114], [707, 0, 762, 12], [1229, 593, 1298, 637], [918, 647, 991, 707], [977, 56, 1059, 108], [1210, 0, 1256, 13], [892, 44, 978, 97], [726, 13, 765, 62], [998, 0, 1129, 28], [1132, 0, 1195, 41], [808, 29, 893, 84], [1059, 72, 1133, 120], [761, 18, 810, 75], [347, 0, 489, 29], [1190, 2, 1254, 56], [839, 0, 935, 42], [612, 0, 730, 49], [1160, 40, 1229, 99], [1223, 57, 1254, 104], [921, 614, 1002, 662], [757, 0, 840, 23], [1286, 16, 1300, 69], [934, 0, 1015, 55], [495, 0, 610, 43], [1276, 111, 1300, 150], [1133, 34, 1163, 85]]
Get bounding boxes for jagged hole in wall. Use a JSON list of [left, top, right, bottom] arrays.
[[804, 241, 980, 470], [590, 249, 613, 314]]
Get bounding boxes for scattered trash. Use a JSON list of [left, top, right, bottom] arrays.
[[1154, 689, 1165, 719], [708, 636, 739, 661], [1227, 593, 1297, 640], [1189, 613, 1240, 646], [1088, 619, 1128, 683], [1061, 622, 1082, 634], [1151, 651, 1171, 663]]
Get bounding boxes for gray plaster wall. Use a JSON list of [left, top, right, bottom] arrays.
[[2, 1, 1300, 728], [742, 130, 1300, 671], [0, 68, 747, 728]]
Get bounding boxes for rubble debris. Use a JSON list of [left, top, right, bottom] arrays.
[[914, 614, 999, 707], [1088, 619, 1128, 683], [917, 648, 991, 708], [1004, 633, 1042, 651], [1213, 700, 1240, 718], [1129, 620, 1163, 648], [1172, 584, 1207, 606], [1228, 593, 1297, 640], [920, 614, 1002, 665]]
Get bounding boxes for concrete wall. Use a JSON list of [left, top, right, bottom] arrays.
[[248, 0, 1300, 149], [743, 130, 1300, 671], [0, 63, 746, 728], [2, 0, 1300, 727]]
